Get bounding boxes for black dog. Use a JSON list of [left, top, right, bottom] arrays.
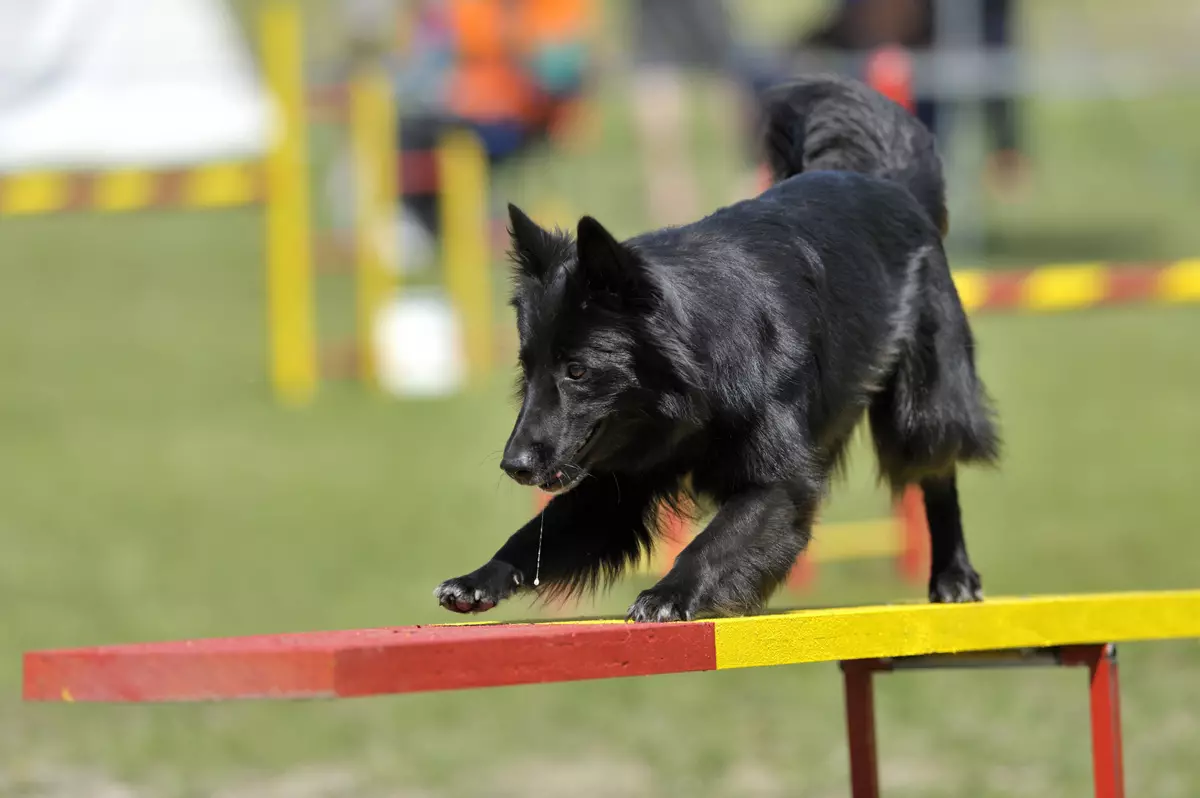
[[435, 75, 999, 622]]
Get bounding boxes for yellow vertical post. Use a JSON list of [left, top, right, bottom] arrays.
[[348, 64, 400, 389], [438, 129, 492, 384], [260, 0, 317, 405]]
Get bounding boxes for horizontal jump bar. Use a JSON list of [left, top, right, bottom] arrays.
[[22, 590, 1200, 704]]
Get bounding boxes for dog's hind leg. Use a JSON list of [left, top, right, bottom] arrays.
[[871, 375, 989, 602], [868, 250, 999, 603], [918, 470, 983, 602]]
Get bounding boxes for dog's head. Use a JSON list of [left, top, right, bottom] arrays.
[[499, 204, 673, 494]]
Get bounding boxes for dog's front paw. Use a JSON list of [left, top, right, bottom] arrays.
[[626, 583, 697, 623], [929, 562, 984, 603], [434, 560, 524, 614]]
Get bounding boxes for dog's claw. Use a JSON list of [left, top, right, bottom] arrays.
[[434, 579, 496, 614], [929, 563, 984, 603], [627, 585, 695, 623], [434, 561, 523, 614]]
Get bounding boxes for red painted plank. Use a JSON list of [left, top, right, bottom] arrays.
[[24, 622, 717, 703], [24, 647, 334, 703]]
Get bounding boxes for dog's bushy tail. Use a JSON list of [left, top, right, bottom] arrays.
[[760, 74, 948, 236]]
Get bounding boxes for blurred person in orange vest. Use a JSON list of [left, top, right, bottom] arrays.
[[394, 0, 594, 267]]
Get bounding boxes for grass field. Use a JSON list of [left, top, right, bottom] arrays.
[[4, 2, 1200, 796]]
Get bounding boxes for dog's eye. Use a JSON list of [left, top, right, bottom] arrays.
[[565, 362, 587, 380]]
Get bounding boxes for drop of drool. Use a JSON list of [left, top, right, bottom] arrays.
[[533, 578, 540, 586]]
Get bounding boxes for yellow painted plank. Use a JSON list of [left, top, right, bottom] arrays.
[[0, 172, 68, 215], [184, 162, 256, 208], [1159, 258, 1200, 303], [1022, 264, 1106, 311], [94, 170, 154, 211], [951, 270, 987, 313], [714, 590, 1200, 670]]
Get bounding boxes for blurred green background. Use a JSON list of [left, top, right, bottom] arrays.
[[3, 0, 1199, 796]]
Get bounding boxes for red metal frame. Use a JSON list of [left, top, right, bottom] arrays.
[[841, 660, 882, 798], [1061, 645, 1126, 798], [840, 644, 1124, 798]]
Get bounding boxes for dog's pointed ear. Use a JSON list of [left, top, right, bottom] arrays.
[[576, 216, 649, 304], [507, 203, 559, 281]]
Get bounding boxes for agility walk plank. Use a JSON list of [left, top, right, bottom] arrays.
[[23, 591, 1200, 704]]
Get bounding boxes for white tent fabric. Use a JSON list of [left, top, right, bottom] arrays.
[[0, 0, 272, 171]]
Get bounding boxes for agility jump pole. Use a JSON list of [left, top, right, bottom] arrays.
[[318, 128, 495, 387], [438, 128, 495, 385], [24, 590, 1200, 797], [346, 32, 401, 390], [265, 0, 495, 392], [310, 97, 496, 387], [261, 0, 318, 406]]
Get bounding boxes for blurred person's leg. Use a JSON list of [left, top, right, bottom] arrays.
[[629, 0, 734, 226], [982, 0, 1018, 154], [701, 46, 777, 203], [980, 0, 1030, 198], [920, 0, 1028, 200], [631, 68, 696, 224]]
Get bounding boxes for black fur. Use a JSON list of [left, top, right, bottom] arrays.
[[759, 74, 949, 236], [435, 75, 999, 622]]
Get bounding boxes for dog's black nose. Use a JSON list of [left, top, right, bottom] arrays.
[[500, 453, 537, 486]]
